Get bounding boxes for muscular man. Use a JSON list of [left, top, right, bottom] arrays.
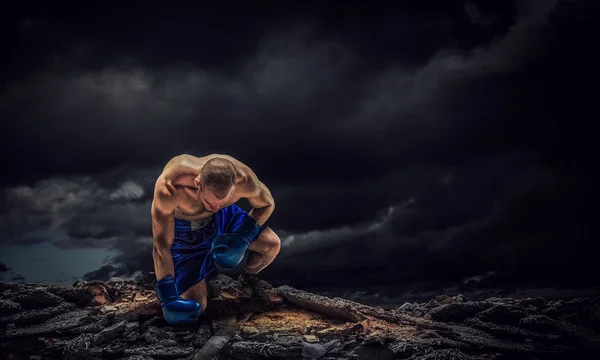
[[151, 154, 280, 325]]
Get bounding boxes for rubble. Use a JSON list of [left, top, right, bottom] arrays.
[[0, 272, 597, 359]]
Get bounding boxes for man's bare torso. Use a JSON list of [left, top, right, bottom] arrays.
[[156, 154, 250, 221]]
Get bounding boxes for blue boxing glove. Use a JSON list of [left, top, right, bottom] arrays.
[[155, 275, 202, 325], [211, 216, 260, 269]]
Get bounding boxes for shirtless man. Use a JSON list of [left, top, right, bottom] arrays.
[[151, 154, 280, 325]]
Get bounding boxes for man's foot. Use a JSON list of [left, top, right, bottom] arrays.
[[238, 271, 272, 307]]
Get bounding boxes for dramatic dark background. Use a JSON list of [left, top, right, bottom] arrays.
[[1, 0, 598, 305]]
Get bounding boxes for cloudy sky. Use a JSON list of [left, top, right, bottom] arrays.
[[1, 1, 598, 301]]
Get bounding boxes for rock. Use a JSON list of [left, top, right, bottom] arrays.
[[141, 326, 176, 344], [301, 339, 343, 360], [398, 302, 420, 312], [456, 294, 468, 302], [424, 299, 437, 309], [436, 295, 451, 302], [413, 309, 425, 317], [113, 297, 161, 322], [76, 282, 113, 306], [124, 321, 140, 336], [213, 273, 235, 285], [158, 339, 178, 347], [124, 345, 196, 358], [519, 314, 575, 334], [388, 341, 424, 357], [464, 317, 559, 342], [518, 297, 547, 309], [428, 302, 490, 322], [241, 326, 259, 334], [12, 289, 63, 309], [0, 302, 76, 326], [565, 297, 592, 307], [101, 305, 118, 313], [1, 273, 600, 360], [107, 277, 127, 284], [423, 294, 467, 309], [225, 341, 295, 359], [136, 272, 157, 290], [134, 293, 148, 302], [476, 304, 529, 325], [3, 309, 94, 338], [46, 285, 95, 306], [0, 299, 21, 314], [276, 285, 366, 322], [541, 301, 565, 318], [303, 334, 319, 342], [410, 348, 491, 359], [93, 320, 128, 345], [67, 316, 112, 334], [185, 325, 211, 348]]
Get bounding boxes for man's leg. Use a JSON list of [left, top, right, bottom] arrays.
[[245, 227, 281, 275], [238, 227, 280, 301], [180, 280, 208, 313]]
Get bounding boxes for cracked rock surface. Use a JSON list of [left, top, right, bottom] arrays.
[[1, 273, 599, 359]]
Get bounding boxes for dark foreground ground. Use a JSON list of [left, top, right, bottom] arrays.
[[1, 273, 600, 360]]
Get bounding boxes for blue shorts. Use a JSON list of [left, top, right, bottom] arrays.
[[170, 204, 268, 295]]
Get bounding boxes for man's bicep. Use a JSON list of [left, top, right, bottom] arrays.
[[151, 202, 174, 234]]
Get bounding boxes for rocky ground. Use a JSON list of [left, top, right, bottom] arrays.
[[1, 273, 599, 360]]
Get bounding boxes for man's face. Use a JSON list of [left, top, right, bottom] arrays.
[[198, 185, 234, 213]]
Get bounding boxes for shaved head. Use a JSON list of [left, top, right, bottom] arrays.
[[199, 157, 237, 199]]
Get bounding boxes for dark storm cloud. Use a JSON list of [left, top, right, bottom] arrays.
[[11, 275, 26, 283], [82, 265, 120, 282], [0, 262, 10, 272], [0, 172, 156, 281], [0, 0, 556, 187], [261, 150, 590, 290], [0, 26, 361, 186], [0, 176, 151, 247], [4, 0, 589, 288], [82, 237, 154, 282], [0, 263, 26, 284]]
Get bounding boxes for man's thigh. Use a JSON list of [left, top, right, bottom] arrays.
[[248, 226, 280, 253]]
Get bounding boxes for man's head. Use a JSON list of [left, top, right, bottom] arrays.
[[194, 157, 237, 212]]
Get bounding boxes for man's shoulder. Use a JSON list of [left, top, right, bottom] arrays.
[[152, 176, 180, 212], [153, 176, 176, 197], [164, 153, 198, 166], [159, 153, 202, 178]]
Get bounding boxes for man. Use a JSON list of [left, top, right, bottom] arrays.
[[151, 154, 280, 325]]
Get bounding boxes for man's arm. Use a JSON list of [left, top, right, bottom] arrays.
[[242, 170, 275, 226], [210, 168, 275, 270], [151, 178, 203, 325], [151, 179, 178, 281]]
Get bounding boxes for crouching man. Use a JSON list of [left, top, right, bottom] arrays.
[[151, 154, 281, 325]]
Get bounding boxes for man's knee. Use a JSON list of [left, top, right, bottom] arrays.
[[258, 227, 281, 257]]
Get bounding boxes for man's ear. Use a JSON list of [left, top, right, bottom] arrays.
[[194, 176, 200, 187]]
